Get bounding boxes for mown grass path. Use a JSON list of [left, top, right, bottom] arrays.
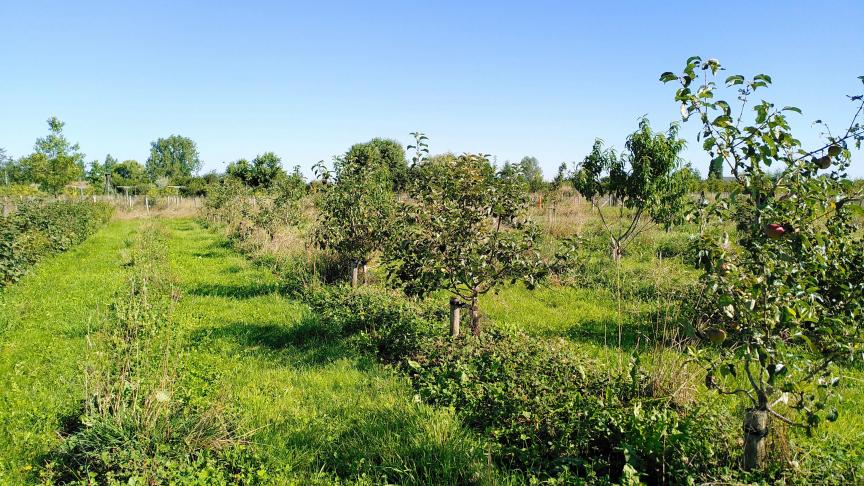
[[0, 219, 138, 483], [164, 218, 498, 484]]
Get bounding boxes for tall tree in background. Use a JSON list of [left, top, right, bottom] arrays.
[[518, 155, 545, 192], [112, 160, 148, 188], [12, 117, 87, 194], [146, 135, 201, 182], [226, 152, 286, 188], [0, 148, 9, 185], [707, 157, 723, 179], [249, 152, 285, 188], [342, 138, 408, 191], [86, 154, 119, 187]]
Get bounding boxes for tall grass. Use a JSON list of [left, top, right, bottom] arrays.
[[41, 223, 260, 484]]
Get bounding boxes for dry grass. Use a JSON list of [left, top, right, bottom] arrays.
[[104, 195, 203, 219]]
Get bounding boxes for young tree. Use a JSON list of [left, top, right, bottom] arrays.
[[386, 150, 546, 336], [662, 57, 864, 470], [314, 155, 396, 287], [573, 118, 689, 260], [146, 135, 201, 181]]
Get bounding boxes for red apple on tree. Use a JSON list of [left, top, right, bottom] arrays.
[[765, 223, 786, 239]]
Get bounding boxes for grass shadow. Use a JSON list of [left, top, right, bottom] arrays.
[[564, 312, 685, 352], [188, 317, 357, 367], [185, 282, 283, 299]]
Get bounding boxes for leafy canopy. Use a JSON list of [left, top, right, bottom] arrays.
[[386, 151, 545, 333], [146, 135, 202, 182], [662, 56, 864, 432]]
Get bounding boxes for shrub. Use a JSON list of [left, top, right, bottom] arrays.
[[0, 200, 112, 286], [304, 285, 435, 363], [406, 330, 734, 484]]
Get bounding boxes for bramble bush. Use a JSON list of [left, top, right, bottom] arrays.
[[406, 330, 734, 484], [0, 200, 112, 286]]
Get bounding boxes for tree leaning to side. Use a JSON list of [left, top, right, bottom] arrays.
[[662, 57, 864, 471], [386, 147, 546, 337]]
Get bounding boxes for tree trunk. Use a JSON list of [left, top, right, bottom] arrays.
[[449, 298, 462, 337], [610, 239, 622, 262], [350, 263, 359, 288], [469, 295, 481, 336], [743, 409, 769, 471], [362, 263, 368, 285]]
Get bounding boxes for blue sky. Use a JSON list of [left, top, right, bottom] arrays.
[[1, 0, 862, 178]]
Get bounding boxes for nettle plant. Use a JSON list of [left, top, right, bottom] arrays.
[[314, 155, 396, 287], [386, 141, 546, 337], [662, 57, 864, 470], [573, 118, 690, 261]]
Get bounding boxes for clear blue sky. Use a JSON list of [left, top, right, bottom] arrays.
[[1, 0, 863, 178]]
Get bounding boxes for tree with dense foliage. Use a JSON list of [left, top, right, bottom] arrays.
[[146, 135, 201, 181], [386, 150, 546, 336], [517, 155, 545, 192], [86, 154, 119, 189], [662, 57, 864, 470], [314, 155, 396, 287], [573, 118, 689, 260], [707, 156, 723, 179], [8, 117, 87, 194], [112, 160, 148, 189], [226, 152, 286, 188], [342, 138, 408, 191]]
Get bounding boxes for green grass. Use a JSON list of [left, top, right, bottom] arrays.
[[163, 218, 506, 484], [0, 219, 138, 483], [4, 214, 861, 483]]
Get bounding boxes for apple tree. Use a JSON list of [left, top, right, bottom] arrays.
[[573, 118, 690, 260], [662, 57, 864, 470], [314, 155, 396, 287], [385, 147, 546, 337]]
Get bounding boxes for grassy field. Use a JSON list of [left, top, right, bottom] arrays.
[[163, 218, 505, 484], [0, 217, 510, 484], [0, 219, 138, 482], [2, 211, 862, 483]]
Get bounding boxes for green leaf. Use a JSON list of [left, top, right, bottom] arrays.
[[659, 72, 678, 83], [725, 75, 745, 86]]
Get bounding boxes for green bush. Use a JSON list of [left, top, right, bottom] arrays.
[[0, 200, 112, 286], [304, 285, 436, 363], [406, 331, 734, 484]]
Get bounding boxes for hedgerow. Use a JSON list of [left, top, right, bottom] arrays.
[[0, 200, 112, 286]]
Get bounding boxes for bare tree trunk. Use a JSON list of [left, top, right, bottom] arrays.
[[610, 239, 622, 262], [449, 298, 461, 337], [362, 262, 368, 285], [743, 409, 768, 471], [350, 263, 359, 288], [469, 294, 481, 336]]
